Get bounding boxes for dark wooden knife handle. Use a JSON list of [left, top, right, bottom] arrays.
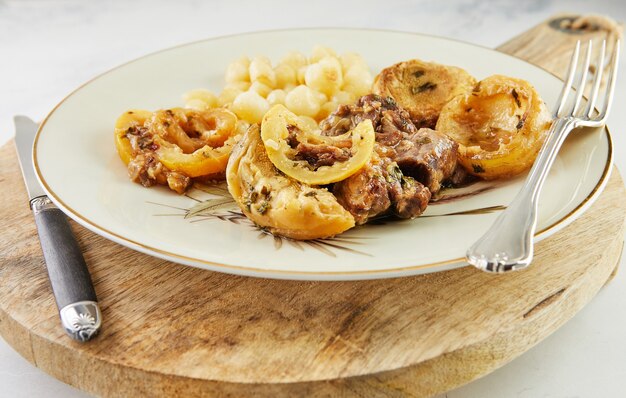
[[32, 197, 97, 309]]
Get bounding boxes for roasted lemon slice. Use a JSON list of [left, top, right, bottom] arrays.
[[114, 109, 153, 165], [260, 105, 375, 185], [436, 75, 552, 179], [114, 108, 239, 179], [227, 124, 355, 240]]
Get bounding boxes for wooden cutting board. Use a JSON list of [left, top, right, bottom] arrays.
[[0, 15, 624, 398]]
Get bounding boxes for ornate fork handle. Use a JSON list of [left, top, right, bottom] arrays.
[[466, 117, 577, 272]]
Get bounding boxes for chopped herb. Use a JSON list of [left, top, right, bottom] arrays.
[[382, 96, 397, 108], [511, 89, 521, 107], [244, 189, 260, 212], [304, 191, 317, 197], [386, 163, 403, 182], [411, 82, 437, 94], [256, 201, 269, 214], [249, 190, 258, 203], [472, 164, 485, 173], [138, 136, 154, 150], [400, 117, 410, 129], [401, 175, 415, 189], [414, 136, 432, 145]]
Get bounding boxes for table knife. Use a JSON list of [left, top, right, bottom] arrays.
[[14, 115, 101, 342]]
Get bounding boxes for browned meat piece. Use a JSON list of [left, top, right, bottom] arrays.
[[393, 128, 458, 193], [321, 94, 458, 194], [126, 127, 192, 194], [294, 143, 350, 169], [165, 172, 193, 194], [286, 125, 351, 169], [333, 154, 430, 225], [320, 94, 417, 146], [378, 106, 417, 146], [333, 163, 390, 225], [127, 152, 164, 188], [446, 165, 477, 187], [127, 153, 191, 194], [390, 173, 431, 219]]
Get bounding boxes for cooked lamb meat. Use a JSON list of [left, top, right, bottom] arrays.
[[446, 165, 476, 187], [295, 143, 351, 169], [321, 94, 417, 147], [321, 94, 457, 224], [333, 153, 431, 225], [333, 162, 391, 225], [320, 94, 458, 193], [126, 126, 192, 194], [286, 124, 351, 169], [377, 105, 417, 146], [391, 172, 431, 218], [393, 128, 458, 193]]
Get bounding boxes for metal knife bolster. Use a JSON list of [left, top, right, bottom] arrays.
[[31, 196, 102, 342]]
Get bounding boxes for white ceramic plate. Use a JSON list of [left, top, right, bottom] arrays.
[[34, 29, 612, 280]]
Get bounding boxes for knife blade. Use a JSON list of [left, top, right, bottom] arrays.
[[14, 116, 101, 342]]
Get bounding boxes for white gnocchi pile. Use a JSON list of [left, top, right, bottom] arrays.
[[183, 46, 373, 129]]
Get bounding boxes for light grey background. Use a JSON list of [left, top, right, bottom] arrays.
[[1, 0, 625, 397]]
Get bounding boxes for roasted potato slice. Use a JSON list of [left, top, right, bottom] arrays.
[[226, 124, 355, 240], [436, 75, 552, 179], [373, 59, 476, 128]]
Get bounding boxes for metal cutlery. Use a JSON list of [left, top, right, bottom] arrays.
[[467, 38, 621, 272], [14, 116, 101, 341]]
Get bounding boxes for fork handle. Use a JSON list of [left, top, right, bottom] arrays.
[[466, 117, 578, 272]]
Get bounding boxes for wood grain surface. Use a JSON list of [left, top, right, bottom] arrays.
[[0, 15, 624, 398]]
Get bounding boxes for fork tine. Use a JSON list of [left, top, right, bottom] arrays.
[[597, 39, 621, 122], [555, 41, 580, 117], [583, 40, 606, 118], [572, 40, 593, 116]]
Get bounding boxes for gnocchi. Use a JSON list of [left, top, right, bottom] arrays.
[[184, 46, 374, 131], [232, 90, 270, 124], [225, 56, 251, 83], [284, 85, 324, 117]]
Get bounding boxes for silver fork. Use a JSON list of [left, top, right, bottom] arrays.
[[466, 38, 621, 273]]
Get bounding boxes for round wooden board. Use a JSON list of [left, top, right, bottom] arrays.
[[1, 145, 625, 398], [2, 16, 625, 398]]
